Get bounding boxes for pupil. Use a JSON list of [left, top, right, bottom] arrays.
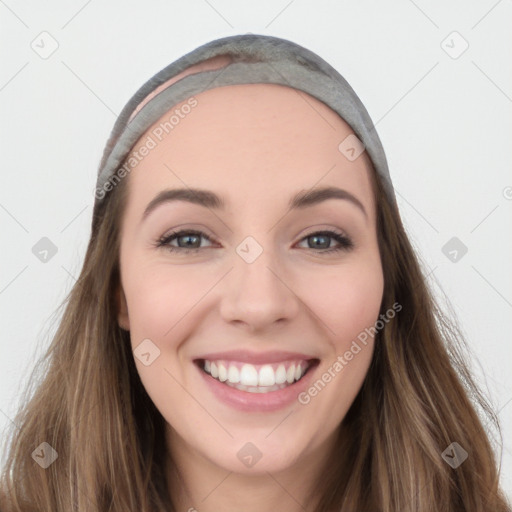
[[181, 235, 198, 247], [311, 235, 328, 249]]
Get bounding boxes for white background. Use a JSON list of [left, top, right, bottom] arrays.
[[1, 0, 511, 501]]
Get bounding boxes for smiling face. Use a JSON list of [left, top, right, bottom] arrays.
[[116, 83, 384, 478]]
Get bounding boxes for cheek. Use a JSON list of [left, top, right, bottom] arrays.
[[304, 260, 384, 345], [124, 261, 208, 343], [295, 260, 383, 425], [122, 263, 209, 411]]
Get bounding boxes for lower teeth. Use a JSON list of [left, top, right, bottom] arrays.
[[223, 380, 291, 393]]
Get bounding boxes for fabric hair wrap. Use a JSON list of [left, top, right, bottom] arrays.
[[92, 33, 395, 225]]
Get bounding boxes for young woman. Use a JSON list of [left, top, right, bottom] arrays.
[[1, 34, 509, 512]]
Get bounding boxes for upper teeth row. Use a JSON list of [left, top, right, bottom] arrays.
[[203, 360, 307, 387]]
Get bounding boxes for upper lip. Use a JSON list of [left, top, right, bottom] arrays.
[[194, 350, 318, 365]]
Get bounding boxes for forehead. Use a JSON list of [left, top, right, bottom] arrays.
[[123, 83, 375, 213]]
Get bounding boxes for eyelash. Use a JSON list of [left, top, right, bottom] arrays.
[[155, 229, 354, 255]]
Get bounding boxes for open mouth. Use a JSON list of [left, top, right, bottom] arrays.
[[194, 358, 320, 394]]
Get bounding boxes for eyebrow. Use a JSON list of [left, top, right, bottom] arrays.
[[141, 185, 367, 221]]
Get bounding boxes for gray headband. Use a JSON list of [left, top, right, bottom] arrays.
[[92, 34, 395, 224]]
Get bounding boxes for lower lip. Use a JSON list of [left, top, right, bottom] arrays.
[[195, 361, 319, 412]]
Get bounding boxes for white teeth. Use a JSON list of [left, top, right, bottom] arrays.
[[275, 364, 287, 384], [218, 363, 228, 382], [295, 363, 303, 381], [258, 365, 275, 386], [201, 359, 311, 391], [227, 365, 240, 383], [286, 364, 296, 384], [240, 364, 259, 386]]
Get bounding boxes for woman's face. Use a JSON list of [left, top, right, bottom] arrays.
[[117, 83, 384, 475]]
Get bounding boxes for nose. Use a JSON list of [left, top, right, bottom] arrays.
[[219, 245, 300, 333]]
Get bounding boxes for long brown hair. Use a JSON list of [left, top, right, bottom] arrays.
[[306, 167, 511, 511], [1, 132, 510, 511]]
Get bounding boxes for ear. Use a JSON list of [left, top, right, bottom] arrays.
[[116, 285, 130, 331]]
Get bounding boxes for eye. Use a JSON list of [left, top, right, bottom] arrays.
[[156, 228, 353, 255], [296, 230, 354, 254], [156, 229, 216, 254]]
